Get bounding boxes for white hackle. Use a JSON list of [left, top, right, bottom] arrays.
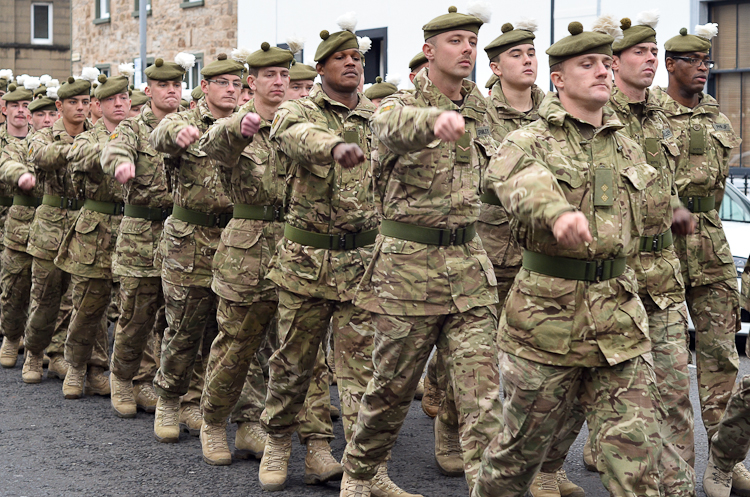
[[385, 73, 401, 87], [118, 62, 136, 78], [39, 74, 52, 85], [467, 1, 492, 24], [635, 9, 659, 29], [695, 23, 719, 40], [231, 47, 253, 62], [515, 17, 538, 32], [592, 14, 624, 42], [24, 76, 40, 90], [358, 36, 372, 54], [46, 86, 58, 99], [0, 69, 13, 80], [336, 12, 357, 33], [48, 79, 60, 88], [16, 74, 29, 86], [174, 52, 196, 70], [80, 67, 100, 82]]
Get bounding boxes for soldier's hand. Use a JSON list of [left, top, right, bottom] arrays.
[[115, 163, 136, 184], [671, 206, 697, 235], [18, 173, 35, 191], [332, 143, 365, 169], [434, 111, 465, 142], [241, 113, 262, 138], [553, 211, 593, 248], [176, 126, 201, 148]]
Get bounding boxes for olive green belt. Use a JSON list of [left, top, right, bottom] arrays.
[[172, 205, 232, 228], [42, 194, 83, 210], [284, 224, 377, 250], [639, 230, 673, 252], [11, 195, 40, 207], [0, 196, 13, 207], [680, 195, 715, 213], [522, 250, 627, 282], [479, 191, 502, 206], [123, 204, 173, 221], [233, 204, 285, 222], [380, 219, 476, 246], [83, 199, 125, 216]]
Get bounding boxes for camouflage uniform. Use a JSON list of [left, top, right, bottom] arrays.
[[148, 96, 231, 401], [103, 104, 172, 383], [260, 83, 378, 446], [471, 93, 693, 497], [342, 70, 503, 490], [55, 120, 124, 368], [652, 86, 741, 440]]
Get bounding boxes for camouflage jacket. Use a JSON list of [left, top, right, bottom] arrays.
[[26, 118, 92, 260], [150, 97, 232, 288], [200, 99, 284, 303], [608, 85, 685, 309], [101, 104, 173, 278], [354, 69, 499, 316], [479, 82, 545, 273], [55, 121, 124, 279], [266, 84, 378, 301], [0, 124, 37, 251], [651, 87, 740, 287], [486, 92, 655, 367]]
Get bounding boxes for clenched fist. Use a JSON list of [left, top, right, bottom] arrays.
[[332, 143, 365, 169], [176, 126, 201, 148], [240, 112, 262, 138], [18, 172, 35, 191], [434, 111, 465, 142], [115, 163, 136, 184], [553, 211, 593, 248]]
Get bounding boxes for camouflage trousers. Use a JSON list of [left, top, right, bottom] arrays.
[[110, 277, 165, 380], [133, 304, 165, 386], [342, 306, 502, 490], [0, 247, 32, 342], [687, 279, 741, 439], [710, 375, 750, 472], [64, 275, 112, 368], [153, 281, 218, 400], [181, 308, 218, 408], [471, 352, 695, 497], [261, 289, 373, 445]]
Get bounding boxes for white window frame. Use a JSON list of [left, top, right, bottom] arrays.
[[99, 0, 110, 19], [31, 3, 53, 45], [186, 54, 204, 90]]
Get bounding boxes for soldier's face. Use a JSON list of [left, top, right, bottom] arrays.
[[202, 74, 241, 112], [239, 86, 254, 106], [250, 67, 289, 106], [318, 49, 363, 93], [492, 44, 537, 90], [99, 92, 131, 126], [90, 97, 103, 119], [409, 62, 428, 84], [129, 104, 143, 117], [666, 51, 710, 96], [552, 54, 613, 108], [146, 79, 181, 113], [425, 30, 477, 80], [285, 79, 314, 101], [56, 95, 90, 126], [3, 101, 30, 129], [31, 109, 58, 130], [612, 43, 658, 91]]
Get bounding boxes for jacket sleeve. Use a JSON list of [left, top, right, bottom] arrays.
[[67, 131, 104, 174], [370, 96, 443, 155], [101, 120, 140, 176], [199, 111, 251, 169], [270, 103, 344, 168], [29, 132, 68, 172], [0, 139, 33, 186], [149, 112, 191, 157]]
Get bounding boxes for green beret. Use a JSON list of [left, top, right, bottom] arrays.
[[28, 96, 57, 113], [314, 29, 359, 62], [95, 74, 130, 100], [289, 60, 318, 81], [246, 42, 294, 69], [423, 6, 484, 41], [0, 78, 8, 93], [190, 86, 204, 101], [364, 76, 398, 100], [484, 22, 536, 60], [2, 83, 34, 102], [34, 86, 47, 98], [145, 57, 188, 81], [130, 90, 150, 106], [90, 82, 98, 97], [57, 76, 92, 100], [485, 74, 499, 89], [546, 21, 615, 67], [201, 53, 246, 78], [664, 26, 713, 53], [180, 99, 189, 107], [409, 52, 428, 72], [612, 16, 657, 52]]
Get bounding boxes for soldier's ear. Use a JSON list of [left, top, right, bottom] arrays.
[[550, 70, 564, 91], [423, 44, 434, 62]]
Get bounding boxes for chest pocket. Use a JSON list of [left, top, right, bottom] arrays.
[[398, 139, 441, 189], [548, 156, 585, 208]]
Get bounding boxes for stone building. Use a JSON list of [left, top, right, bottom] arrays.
[[0, 0, 71, 79], [71, 0, 237, 87]]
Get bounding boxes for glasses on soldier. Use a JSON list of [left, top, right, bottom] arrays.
[[672, 56, 715, 69], [206, 79, 242, 90]]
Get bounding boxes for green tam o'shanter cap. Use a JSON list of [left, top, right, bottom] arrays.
[[0, 70, 12, 92], [94, 74, 130, 100], [664, 23, 717, 53], [28, 96, 57, 112], [201, 53, 246, 78], [90, 82, 99, 97], [485, 74, 499, 89], [422, 4, 490, 41], [484, 18, 536, 60], [547, 15, 622, 67], [57, 67, 99, 99], [2, 82, 34, 102], [130, 89, 149, 106], [408, 52, 428, 72], [190, 86, 204, 101], [244, 43, 294, 69], [612, 10, 659, 52], [364, 75, 400, 100], [145, 53, 195, 81], [314, 12, 369, 62], [289, 60, 318, 81]]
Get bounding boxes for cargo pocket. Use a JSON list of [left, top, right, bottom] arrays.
[[372, 238, 429, 300], [29, 205, 65, 252], [397, 139, 440, 189], [214, 228, 264, 286], [5, 206, 34, 247], [500, 352, 546, 438], [162, 218, 196, 273], [372, 314, 414, 381], [703, 212, 734, 265], [70, 215, 100, 265], [117, 217, 154, 267]]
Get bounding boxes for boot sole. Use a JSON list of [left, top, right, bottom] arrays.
[[203, 455, 232, 466], [47, 370, 66, 380], [560, 489, 586, 497], [112, 405, 137, 419], [435, 456, 464, 477], [85, 388, 111, 397], [234, 448, 263, 460], [421, 403, 438, 418], [64, 392, 83, 399], [259, 481, 287, 492], [154, 432, 179, 443], [0, 361, 17, 368], [303, 468, 344, 485], [180, 423, 200, 437], [137, 404, 157, 414], [22, 375, 43, 384]]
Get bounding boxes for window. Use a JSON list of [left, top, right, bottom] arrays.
[[133, 0, 152, 17], [709, 1, 750, 166], [95, 0, 110, 21], [356, 28, 387, 85], [186, 54, 204, 90], [96, 64, 111, 78], [31, 3, 53, 45], [277, 43, 303, 63]]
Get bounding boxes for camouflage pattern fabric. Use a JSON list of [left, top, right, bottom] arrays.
[[64, 274, 112, 368], [710, 375, 750, 472], [0, 247, 32, 341], [0, 123, 31, 248], [180, 305, 219, 408], [133, 318, 164, 386], [342, 306, 501, 490]]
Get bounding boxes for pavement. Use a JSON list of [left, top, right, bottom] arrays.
[[1, 339, 749, 496]]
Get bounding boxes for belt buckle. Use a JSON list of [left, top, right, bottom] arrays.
[[595, 260, 604, 282], [161, 208, 170, 220], [116, 204, 124, 216], [687, 197, 694, 211], [338, 233, 348, 250], [66, 198, 75, 209], [449, 228, 458, 245], [651, 234, 660, 252], [274, 206, 282, 222]]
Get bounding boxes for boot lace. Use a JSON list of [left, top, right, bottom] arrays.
[[113, 376, 135, 404], [534, 472, 559, 491], [204, 424, 228, 451], [66, 366, 86, 388], [374, 464, 409, 494], [264, 437, 292, 472], [157, 399, 180, 427]]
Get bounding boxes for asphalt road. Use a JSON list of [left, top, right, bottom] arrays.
[[1, 339, 749, 497]]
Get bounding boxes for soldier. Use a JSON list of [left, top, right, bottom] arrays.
[[104, 55, 186, 418], [484, 74, 498, 94], [89, 85, 102, 125], [53, 72, 132, 399], [189, 86, 203, 110], [408, 52, 428, 84], [651, 24, 747, 490], [128, 88, 149, 117], [285, 60, 317, 100], [470, 19, 694, 497], [340, 6, 504, 496], [239, 79, 254, 106], [363, 76, 399, 107], [147, 53, 241, 443]]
